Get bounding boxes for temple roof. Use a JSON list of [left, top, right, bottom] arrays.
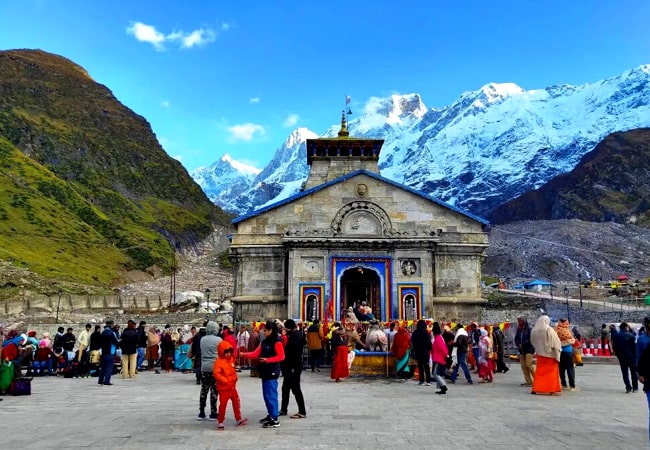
[[231, 169, 490, 225]]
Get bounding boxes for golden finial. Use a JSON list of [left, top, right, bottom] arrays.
[[338, 110, 349, 138]]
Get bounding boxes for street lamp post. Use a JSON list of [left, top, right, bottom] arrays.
[[564, 286, 571, 323], [578, 274, 583, 308], [55, 289, 63, 324]]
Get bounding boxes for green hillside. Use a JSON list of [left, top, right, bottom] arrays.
[[0, 49, 230, 293]]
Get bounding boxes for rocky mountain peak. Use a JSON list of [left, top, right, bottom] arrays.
[[195, 65, 650, 218]]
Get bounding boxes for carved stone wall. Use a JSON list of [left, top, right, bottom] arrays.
[[230, 173, 488, 321]]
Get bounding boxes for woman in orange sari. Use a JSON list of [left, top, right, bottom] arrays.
[[530, 315, 562, 395]]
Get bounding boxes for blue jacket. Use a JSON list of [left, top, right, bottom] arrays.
[[636, 332, 650, 366], [99, 327, 120, 356]]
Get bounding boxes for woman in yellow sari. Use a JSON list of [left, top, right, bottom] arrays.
[[530, 316, 562, 395]]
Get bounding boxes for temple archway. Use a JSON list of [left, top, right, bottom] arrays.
[[339, 266, 380, 321]]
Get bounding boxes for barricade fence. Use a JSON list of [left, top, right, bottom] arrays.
[[2, 294, 168, 315]]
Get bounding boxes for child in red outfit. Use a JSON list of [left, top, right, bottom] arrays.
[[213, 340, 247, 430]]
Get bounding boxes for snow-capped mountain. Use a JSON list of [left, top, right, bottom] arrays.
[[191, 154, 260, 207], [194, 65, 650, 217]]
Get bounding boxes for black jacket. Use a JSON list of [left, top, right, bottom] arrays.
[[515, 321, 535, 355], [120, 328, 139, 355], [259, 337, 282, 380], [611, 330, 636, 363], [89, 331, 102, 351], [281, 329, 306, 374], [136, 326, 147, 348], [410, 322, 431, 360], [492, 329, 505, 354], [61, 332, 76, 351], [191, 329, 206, 360]]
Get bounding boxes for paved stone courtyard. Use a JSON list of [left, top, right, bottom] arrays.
[[0, 362, 647, 449]]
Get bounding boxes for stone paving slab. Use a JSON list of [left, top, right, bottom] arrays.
[[0, 363, 647, 449]]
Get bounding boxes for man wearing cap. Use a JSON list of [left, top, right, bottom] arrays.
[[279, 319, 307, 419], [197, 321, 222, 421]]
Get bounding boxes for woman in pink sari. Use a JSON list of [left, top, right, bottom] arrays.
[[477, 329, 494, 382]]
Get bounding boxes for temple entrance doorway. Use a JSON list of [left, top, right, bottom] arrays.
[[340, 266, 380, 320]]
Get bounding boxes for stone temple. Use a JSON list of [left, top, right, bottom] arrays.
[[228, 113, 489, 323]]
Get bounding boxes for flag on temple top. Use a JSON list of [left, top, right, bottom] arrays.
[[345, 95, 351, 105]]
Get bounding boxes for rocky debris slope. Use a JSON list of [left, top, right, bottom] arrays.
[[484, 219, 650, 282]]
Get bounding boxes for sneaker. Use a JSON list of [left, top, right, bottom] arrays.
[[626, 388, 632, 393], [418, 382, 424, 386], [197, 412, 206, 421], [208, 412, 217, 421], [237, 418, 248, 426], [435, 386, 448, 395], [633, 389, 639, 393], [425, 382, 431, 386], [259, 415, 271, 424], [466, 380, 473, 385], [448, 379, 456, 384], [569, 387, 580, 392], [262, 419, 280, 428]]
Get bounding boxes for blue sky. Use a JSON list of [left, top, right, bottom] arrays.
[[1, 1, 648, 171]]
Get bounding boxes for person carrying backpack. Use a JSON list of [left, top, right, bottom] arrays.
[[449, 323, 473, 384]]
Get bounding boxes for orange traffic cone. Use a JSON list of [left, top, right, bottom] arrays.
[[581, 338, 591, 357], [589, 338, 596, 356], [597, 338, 603, 356], [603, 340, 611, 356]]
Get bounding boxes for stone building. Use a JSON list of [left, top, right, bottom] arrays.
[[229, 115, 489, 322]]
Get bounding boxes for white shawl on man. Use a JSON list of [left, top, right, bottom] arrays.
[[451, 328, 468, 364]]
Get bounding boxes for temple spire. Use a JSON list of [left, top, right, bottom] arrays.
[[337, 110, 349, 138]]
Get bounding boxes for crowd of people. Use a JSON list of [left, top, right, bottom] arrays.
[[5, 314, 650, 440]]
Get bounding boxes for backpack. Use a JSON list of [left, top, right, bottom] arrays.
[[455, 334, 469, 350]]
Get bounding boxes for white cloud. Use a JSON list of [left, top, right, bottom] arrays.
[[227, 123, 266, 142], [127, 21, 220, 50], [178, 28, 216, 49], [172, 154, 183, 162], [249, 97, 260, 104], [127, 22, 166, 50], [221, 22, 231, 31], [161, 100, 170, 108], [283, 113, 299, 127]]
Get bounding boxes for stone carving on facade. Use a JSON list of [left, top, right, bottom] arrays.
[[355, 183, 368, 197], [330, 201, 395, 236], [401, 260, 417, 276], [285, 228, 335, 237]]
